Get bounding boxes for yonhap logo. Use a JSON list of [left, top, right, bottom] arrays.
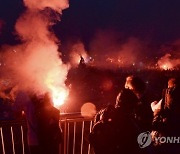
[[137, 131, 152, 148]]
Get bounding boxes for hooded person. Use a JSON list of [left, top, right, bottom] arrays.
[[125, 75, 153, 131], [14, 90, 40, 154], [151, 77, 180, 154], [35, 93, 62, 154], [90, 89, 146, 154], [14, 91, 62, 154]]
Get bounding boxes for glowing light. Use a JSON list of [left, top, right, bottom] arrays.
[[106, 58, 114, 63], [157, 54, 178, 70], [51, 87, 68, 107], [160, 63, 173, 70], [69, 42, 89, 66], [81, 103, 96, 117], [45, 76, 69, 108], [162, 65, 168, 70]]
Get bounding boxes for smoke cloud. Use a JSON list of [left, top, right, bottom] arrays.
[[89, 30, 145, 69], [157, 53, 180, 70], [68, 41, 89, 66], [24, 0, 69, 13], [0, 0, 70, 106], [62, 30, 180, 70]]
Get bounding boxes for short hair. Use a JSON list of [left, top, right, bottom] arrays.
[[168, 77, 179, 88], [125, 75, 146, 95], [116, 88, 138, 112]]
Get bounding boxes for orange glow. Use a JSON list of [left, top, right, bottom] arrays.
[[81, 103, 96, 117], [162, 65, 168, 70], [160, 63, 173, 70], [102, 79, 113, 91], [45, 77, 69, 107], [51, 87, 68, 107], [71, 52, 88, 66], [0, 0, 70, 110], [157, 54, 179, 70], [69, 42, 89, 66]]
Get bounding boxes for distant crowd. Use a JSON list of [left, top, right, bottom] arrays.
[[0, 73, 179, 154]]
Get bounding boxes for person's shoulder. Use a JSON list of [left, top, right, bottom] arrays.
[[52, 106, 60, 114], [15, 91, 32, 104]]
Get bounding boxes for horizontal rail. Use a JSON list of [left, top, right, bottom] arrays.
[[0, 113, 95, 154]]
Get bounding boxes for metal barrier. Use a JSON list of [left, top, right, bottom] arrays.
[[0, 120, 28, 154], [0, 114, 94, 154], [60, 113, 94, 154]]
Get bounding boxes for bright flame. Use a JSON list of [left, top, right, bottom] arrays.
[[45, 76, 69, 107], [160, 63, 173, 70], [162, 64, 169, 70], [0, 0, 70, 110], [51, 87, 68, 107], [157, 54, 180, 70]]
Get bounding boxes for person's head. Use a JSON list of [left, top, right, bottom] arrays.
[[43, 92, 53, 107], [125, 75, 134, 90], [125, 75, 146, 98], [168, 77, 178, 88], [116, 88, 138, 113]]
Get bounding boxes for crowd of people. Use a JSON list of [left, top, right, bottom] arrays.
[[0, 66, 179, 154], [89, 76, 180, 154]]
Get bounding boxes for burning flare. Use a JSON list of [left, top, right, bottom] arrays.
[[157, 54, 180, 70], [0, 0, 70, 108], [45, 76, 69, 107]]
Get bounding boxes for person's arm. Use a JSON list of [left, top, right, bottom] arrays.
[[115, 92, 121, 108]]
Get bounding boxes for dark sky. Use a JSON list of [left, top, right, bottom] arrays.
[[1, 0, 180, 51]]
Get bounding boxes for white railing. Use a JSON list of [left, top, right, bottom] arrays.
[[0, 113, 94, 154], [0, 120, 27, 154], [60, 113, 94, 154]]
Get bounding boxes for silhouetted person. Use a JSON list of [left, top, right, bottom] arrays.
[[14, 91, 62, 154], [152, 77, 180, 154], [78, 55, 86, 68], [90, 89, 146, 154], [15, 91, 40, 154], [125, 75, 153, 131], [35, 93, 62, 154]]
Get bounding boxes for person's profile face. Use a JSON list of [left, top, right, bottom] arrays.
[[125, 77, 133, 90], [168, 78, 176, 88]]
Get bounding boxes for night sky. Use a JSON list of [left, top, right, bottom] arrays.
[[0, 0, 180, 54]]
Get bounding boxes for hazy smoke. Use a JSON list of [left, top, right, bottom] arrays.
[[62, 30, 180, 70], [157, 53, 180, 70], [68, 41, 89, 66], [0, 0, 70, 104], [24, 0, 69, 13], [89, 30, 145, 69]]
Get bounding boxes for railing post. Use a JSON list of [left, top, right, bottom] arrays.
[[80, 121, 85, 154], [64, 118, 67, 154], [67, 123, 70, 154], [10, 127, 15, 154], [21, 126, 25, 154], [73, 122, 76, 154], [88, 120, 93, 154], [0, 127, 5, 154]]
